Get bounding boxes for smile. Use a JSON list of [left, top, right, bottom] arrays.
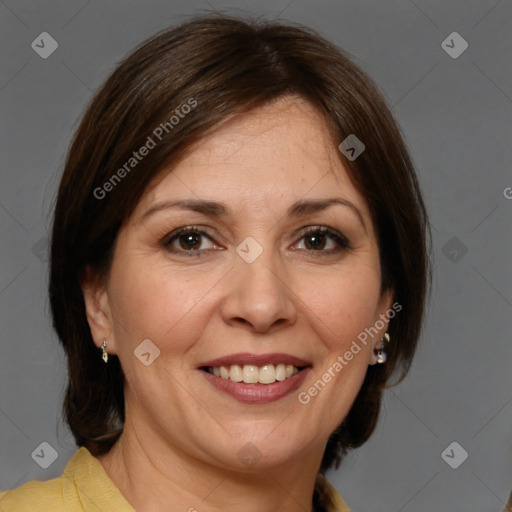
[[198, 353, 312, 404], [205, 363, 301, 384]]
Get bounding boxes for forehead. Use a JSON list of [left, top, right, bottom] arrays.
[[134, 96, 369, 222], [196, 96, 334, 161]]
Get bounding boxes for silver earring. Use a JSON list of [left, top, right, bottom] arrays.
[[101, 340, 108, 363], [375, 345, 386, 364], [374, 332, 390, 364]]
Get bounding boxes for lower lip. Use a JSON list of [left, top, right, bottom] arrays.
[[201, 368, 311, 404]]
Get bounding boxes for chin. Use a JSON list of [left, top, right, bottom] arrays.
[[203, 430, 318, 472]]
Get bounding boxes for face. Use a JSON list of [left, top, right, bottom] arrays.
[[83, 96, 392, 471]]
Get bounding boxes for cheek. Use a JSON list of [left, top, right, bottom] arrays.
[[108, 256, 221, 355], [296, 266, 382, 354]]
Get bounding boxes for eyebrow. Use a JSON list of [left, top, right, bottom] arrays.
[[140, 197, 367, 232], [287, 198, 366, 231]]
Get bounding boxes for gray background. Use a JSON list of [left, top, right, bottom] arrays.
[[0, 1, 511, 511]]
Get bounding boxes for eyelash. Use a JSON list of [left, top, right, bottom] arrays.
[[161, 225, 351, 257]]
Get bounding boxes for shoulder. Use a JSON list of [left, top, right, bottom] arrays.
[[316, 473, 352, 512], [0, 446, 134, 512], [0, 474, 77, 511], [0, 447, 90, 511]]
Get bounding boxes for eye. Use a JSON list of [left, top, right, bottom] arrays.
[[162, 226, 221, 256], [294, 226, 350, 254]]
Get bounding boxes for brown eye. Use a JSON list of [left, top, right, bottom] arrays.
[[295, 227, 350, 254], [178, 232, 203, 250], [304, 232, 327, 250], [162, 226, 221, 257]]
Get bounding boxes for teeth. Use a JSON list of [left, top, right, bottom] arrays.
[[243, 365, 259, 384], [229, 364, 243, 382], [275, 363, 286, 381], [259, 364, 276, 384], [208, 363, 302, 384]]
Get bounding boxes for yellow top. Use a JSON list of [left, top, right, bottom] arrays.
[[0, 447, 350, 511]]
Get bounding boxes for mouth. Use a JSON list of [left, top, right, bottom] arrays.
[[198, 353, 312, 403], [202, 363, 305, 385]]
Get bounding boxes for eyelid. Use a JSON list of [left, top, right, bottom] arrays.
[[162, 225, 220, 247], [162, 224, 351, 257], [292, 225, 351, 251]]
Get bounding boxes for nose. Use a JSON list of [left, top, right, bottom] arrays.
[[219, 246, 298, 334]]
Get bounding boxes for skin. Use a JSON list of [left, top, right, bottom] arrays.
[[82, 95, 393, 512]]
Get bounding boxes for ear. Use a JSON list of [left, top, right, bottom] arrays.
[[378, 287, 395, 323], [80, 265, 117, 355], [368, 287, 395, 365]]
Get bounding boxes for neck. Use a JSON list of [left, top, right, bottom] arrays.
[[97, 417, 324, 512]]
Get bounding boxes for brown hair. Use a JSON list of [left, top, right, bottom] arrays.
[[49, 14, 430, 510]]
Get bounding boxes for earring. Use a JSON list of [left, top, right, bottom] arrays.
[[375, 345, 386, 364], [374, 332, 390, 364], [100, 340, 108, 363]]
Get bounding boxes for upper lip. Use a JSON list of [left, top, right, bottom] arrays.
[[198, 352, 312, 368]]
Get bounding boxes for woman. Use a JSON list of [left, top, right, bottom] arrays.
[[0, 14, 429, 512]]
